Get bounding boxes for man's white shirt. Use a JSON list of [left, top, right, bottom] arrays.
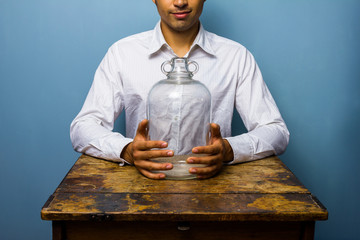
[[70, 21, 289, 165]]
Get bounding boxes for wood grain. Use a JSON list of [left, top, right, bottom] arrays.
[[41, 155, 327, 222]]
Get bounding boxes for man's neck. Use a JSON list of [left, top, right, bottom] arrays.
[[160, 21, 200, 57]]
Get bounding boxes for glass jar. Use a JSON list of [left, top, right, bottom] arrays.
[[147, 57, 211, 180]]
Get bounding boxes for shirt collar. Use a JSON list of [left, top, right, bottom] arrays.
[[192, 23, 216, 56], [148, 21, 216, 56], [148, 21, 168, 55]]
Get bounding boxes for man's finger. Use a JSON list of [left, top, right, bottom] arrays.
[[192, 144, 221, 155], [187, 155, 217, 165], [138, 168, 166, 180], [133, 148, 174, 160], [189, 164, 219, 176], [134, 159, 173, 171], [134, 140, 169, 151]]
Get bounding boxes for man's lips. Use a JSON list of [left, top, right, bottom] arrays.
[[172, 11, 191, 19]]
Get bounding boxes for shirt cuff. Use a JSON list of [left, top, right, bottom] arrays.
[[224, 134, 253, 164], [118, 139, 134, 166], [116, 137, 133, 166], [87, 134, 133, 165]]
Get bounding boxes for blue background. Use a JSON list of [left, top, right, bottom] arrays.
[[0, 0, 359, 239]]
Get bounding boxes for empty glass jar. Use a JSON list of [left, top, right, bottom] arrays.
[[147, 57, 211, 180]]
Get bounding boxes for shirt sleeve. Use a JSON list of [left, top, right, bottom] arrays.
[[225, 50, 290, 164], [70, 46, 133, 165]]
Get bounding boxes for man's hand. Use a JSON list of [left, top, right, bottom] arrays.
[[186, 123, 234, 179], [121, 119, 174, 179]]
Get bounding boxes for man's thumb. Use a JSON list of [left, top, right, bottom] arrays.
[[210, 123, 222, 139], [135, 119, 149, 139]]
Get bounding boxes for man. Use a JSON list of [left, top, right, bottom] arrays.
[[70, 0, 289, 179]]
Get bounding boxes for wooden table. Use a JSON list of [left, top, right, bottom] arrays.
[[41, 155, 328, 240]]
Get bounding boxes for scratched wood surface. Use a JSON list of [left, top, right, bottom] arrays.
[[41, 155, 328, 222]]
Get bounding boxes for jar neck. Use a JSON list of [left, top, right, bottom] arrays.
[[167, 58, 193, 78]]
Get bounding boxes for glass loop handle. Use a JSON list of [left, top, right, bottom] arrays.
[[161, 58, 199, 76], [161, 60, 173, 75], [187, 61, 199, 75]]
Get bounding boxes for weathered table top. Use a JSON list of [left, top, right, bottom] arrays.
[[41, 155, 328, 222]]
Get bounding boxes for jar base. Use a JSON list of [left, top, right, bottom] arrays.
[[151, 155, 207, 180]]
